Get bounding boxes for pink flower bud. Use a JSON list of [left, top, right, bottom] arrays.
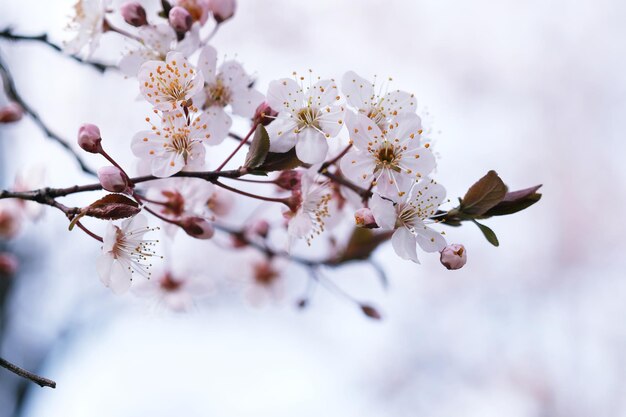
[[0, 252, 18, 277], [176, 0, 210, 25], [354, 207, 377, 229], [77, 123, 102, 153], [0, 201, 22, 239], [120, 2, 148, 27], [440, 244, 467, 270], [98, 166, 130, 193], [169, 6, 193, 33], [247, 219, 270, 238], [252, 260, 279, 287], [180, 216, 214, 239], [208, 0, 236, 23], [253, 102, 278, 126], [275, 170, 302, 191], [0, 102, 23, 123]]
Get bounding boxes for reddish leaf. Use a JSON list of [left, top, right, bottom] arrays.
[[84, 194, 140, 220], [460, 170, 508, 216]]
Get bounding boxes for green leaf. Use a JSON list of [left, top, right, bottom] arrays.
[[482, 185, 542, 217], [460, 170, 508, 216], [472, 220, 500, 247], [256, 148, 306, 172], [243, 125, 270, 169]]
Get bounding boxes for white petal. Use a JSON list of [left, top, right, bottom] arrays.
[[387, 113, 422, 144], [410, 179, 447, 218], [230, 88, 265, 118], [96, 254, 114, 287], [151, 153, 185, 177], [131, 131, 166, 157], [295, 128, 328, 164], [203, 107, 232, 145], [197, 45, 218, 83], [345, 111, 383, 150], [370, 193, 397, 230], [310, 79, 340, 108], [267, 118, 298, 153], [382, 90, 417, 116], [267, 78, 304, 113], [288, 211, 313, 239], [317, 105, 345, 138], [341, 71, 375, 111], [219, 60, 250, 90], [339, 150, 375, 186], [415, 224, 447, 253], [400, 146, 436, 180], [109, 259, 133, 294], [391, 227, 419, 263]]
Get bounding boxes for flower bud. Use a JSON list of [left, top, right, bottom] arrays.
[[180, 216, 214, 239], [252, 260, 279, 287], [354, 207, 377, 229], [120, 2, 148, 27], [0, 102, 24, 123], [247, 219, 269, 238], [253, 102, 278, 126], [77, 123, 102, 153], [0, 201, 22, 239], [275, 170, 302, 191], [208, 0, 236, 23], [169, 6, 193, 33], [98, 166, 131, 193], [440, 244, 467, 270], [0, 252, 18, 277]]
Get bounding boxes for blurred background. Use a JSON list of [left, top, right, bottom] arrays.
[[1, 0, 625, 416]]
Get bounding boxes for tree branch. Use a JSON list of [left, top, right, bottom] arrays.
[[0, 29, 114, 73], [0, 53, 97, 176], [0, 357, 56, 389]]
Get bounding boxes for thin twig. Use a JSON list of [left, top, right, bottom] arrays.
[[0, 54, 97, 175], [0, 357, 56, 389], [0, 29, 114, 73]]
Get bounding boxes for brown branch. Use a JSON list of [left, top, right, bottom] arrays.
[[0, 357, 56, 389], [0, 53, 97, 176], [0, 29, 114, 73]]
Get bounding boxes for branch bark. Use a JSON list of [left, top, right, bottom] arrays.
[[0, 357, 56, 389]]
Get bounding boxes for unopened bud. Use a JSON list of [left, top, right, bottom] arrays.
[[0, 102, 23, 123], [360, 304, 382, 320], [0, 202, 22, 239], [77, 123, 102, 153], [275, 170, 302, 191], [252, 260, 279, 287], [120, 2, 148, 27], [208, 0, 236, 23], [169, 6, 193, 33], [354, 207, 377, 229], [440, 244, 467, 270], [98, 166, 131, 193], [0, 252, 18, 277], [181, 216, 214, 239], [253, 102, 278, 126], [248, 219, 270, 238]]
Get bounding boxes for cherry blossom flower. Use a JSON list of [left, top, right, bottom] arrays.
[[119, 23, 201, 77], [285, 169, 333, 246], [64, 0, 110, 57], [195, 45, 264, 142], [131, 110, 212, 177], [97, 214, 160, 294], [176, 0, 211, 25], [370, 179, 447, 263], [340, 112, 435, 198], [341, 71, 416, 130], [266, 74, 345, 164], [134, 269, 213, 311], [138, 52, 204, 111]]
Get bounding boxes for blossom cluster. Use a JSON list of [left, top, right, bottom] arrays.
[[0, 0, 541, 314]]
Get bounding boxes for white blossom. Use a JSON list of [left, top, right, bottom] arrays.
[[195, 45, 264, 142], [370, 179, 447, 263], [341, 70, 416, 130], [138, 52, 204, 111], [64, 0, 109, 57], [97, 214, 159, 294], [340, 112, 435, 198], [131, 110, 212, 177], [266, 75, 345, 164]]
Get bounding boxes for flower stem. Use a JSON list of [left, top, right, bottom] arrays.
[[213, 180, 289, 206], [215, 123, 258, 172]]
